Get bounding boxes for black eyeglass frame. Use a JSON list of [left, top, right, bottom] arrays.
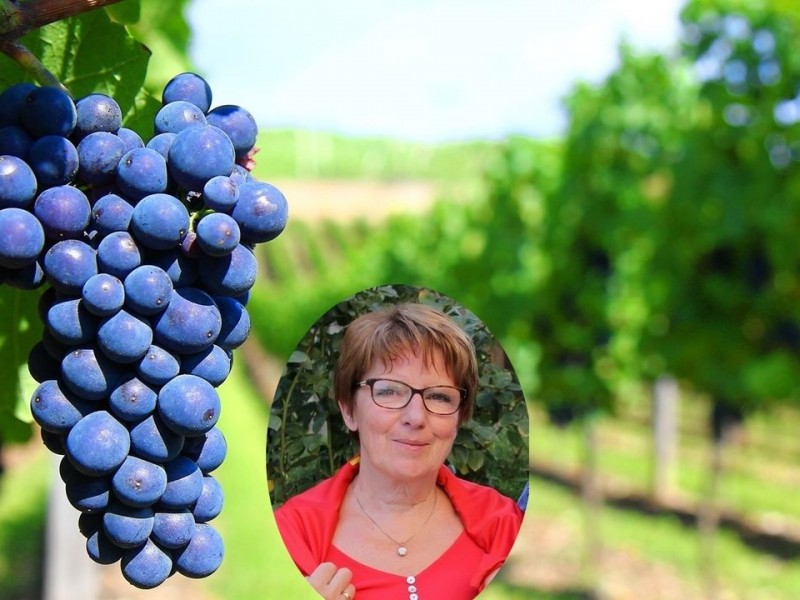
[[357, 377, 467, 415]]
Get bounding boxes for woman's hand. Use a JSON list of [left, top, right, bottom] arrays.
[[306, 562, 356, 600]]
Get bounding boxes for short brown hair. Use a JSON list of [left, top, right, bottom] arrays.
[[333, 303, 478, 424]]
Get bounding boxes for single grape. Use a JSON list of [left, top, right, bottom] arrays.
[[174, 523, 224, 578], [195, 211, 240, 257], [43, 239, 97, 294], [123, 264, 173, 315], [180, 344, 231, 387], [86, 527, 125, 565], [121, 539, 173, 589], [102, 501, 154, 548], [135, 344, 181, 386], [202, 175, 239, 212], [117, 147, 169, 201], [73, 93, 122, 140], [197, 242, 257, 297], [158, 455, 203, 509], [27, 134, 79, 188], [77, 131, 126, 185], [112, 455, 168, 508], [0, 82, 37, 127], [145, 131, 177, 160], [91, 192, 134, 236], [29, 379, 93, 434], [230, 180, 288, 243], [96, 231, 141, 279], [27, 340, 62, 383], [181, 427, 226, 474], [81, 272, 125, 317], [2, 258, 46, 290], [40, 428, 66, 455], [214, 295, 251, 350], [168, 124, 234, 191], [61, 345, 123, 401], [154, 100, 206, 135], [0, 125, 34, 159], [0, 207, 45, 268], [205, 104, 258, 160], [151, 287, 222, 354], [97, 309, 153, 363], [45, 295, 97, 345], [66, 410, 130, 476], [128, 414, 185, 464], [129, 193, 190, 251], [108, 375, 158, 422], [192, 476, 223, 523], [116, 127, 144, 151], [61, 458, 112, 513], [151, 509, 196, 549], [21, 85, 77, 138], [157, 374, 221, 436], [146, 248, 199, 288], [0, 154, 37, 209], [162, 72, 213, 113], [33, 185, 91, 240]]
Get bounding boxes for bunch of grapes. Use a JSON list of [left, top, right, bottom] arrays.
[[0, 72, 288, 588]]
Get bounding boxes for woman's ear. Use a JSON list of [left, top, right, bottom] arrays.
[[338, 399, 357, 432]]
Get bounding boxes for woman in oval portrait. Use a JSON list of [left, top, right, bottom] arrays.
[[267, 284, 529, 600]]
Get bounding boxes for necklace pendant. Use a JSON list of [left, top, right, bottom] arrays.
[[397, 546, 408, 557]]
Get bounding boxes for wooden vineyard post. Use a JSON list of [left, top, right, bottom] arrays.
[[44, 455, 100, 600], [651, 375, 679, 502]]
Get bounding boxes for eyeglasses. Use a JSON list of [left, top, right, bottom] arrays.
[[357, 378, 466, 416]]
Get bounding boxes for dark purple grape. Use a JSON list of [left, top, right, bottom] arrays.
[[97, 309, 153, 363], [0, 82, 36, 126], [162, 72, 213, 113], [174, 523, 223, 578], [27, 135, 79, 188], [66, 410, 130, 475], [0, 155, 37, 208], [27, 340, 62, 383], [214, 295, 250, 350], [81, 272, 125, 317], [195, 211, 240, 257], [157, 374, 221, 436], [151, 509, 195, 549], [91, 192, 134, 236], [21, 85, 77, 138], [116, 127, 144, 151], [202, 175, 239, 212], [145, 132, 176, 160], [0, 125, 34, 159], [230, 180, 288, 243], [108, 375, 158, 422], [123, 264, 173, 315], [168, 124, 234, 191], [86, 527, 125, 565], [102, 501, 154, 548], [182, 427, 226, 473], [73, 93, 122, 140], [135, 344, 181, 386], [117, 147, 169, 201], [60, 345, 123, 401], [43, 239, 97, 294], [205, 104, 258, 160], [146, 248, 198, 288], [76, 131, 126, 185], [129, 193, 190, 251], [61, 458, 112, 513], [180, 344, 231, 387], [151, 287, 221, 354], [96, 231, 141, 279], [192, 476, 223, 523], [112, 455, 167, 508], [128, 414, 185, 463], [45, 295, 97, 345], [121, 539, 173, 589], [0, 207, 45, 268], [159, 455, 203, 509], [197, 242, 257, 297], [2, 258, 45, 290], [29, 379, 93, 434], [40, 428, 66, 454], [33, 185, 91, 240], [154, 100, 207, 135]]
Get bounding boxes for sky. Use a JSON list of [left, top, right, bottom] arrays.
[[186, 0, 688, 143]]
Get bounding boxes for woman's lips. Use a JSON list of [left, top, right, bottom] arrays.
[[395, 439, 429, 448]]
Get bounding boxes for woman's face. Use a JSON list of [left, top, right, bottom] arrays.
[[340, 349, 460, 484]]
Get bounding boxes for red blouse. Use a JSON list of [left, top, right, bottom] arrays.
[[273, 458, 524, 598]]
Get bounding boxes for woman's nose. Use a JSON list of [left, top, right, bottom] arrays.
[[402, 392, 428, 424]]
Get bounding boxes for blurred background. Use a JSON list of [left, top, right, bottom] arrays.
[[1, 0, 800, 598]]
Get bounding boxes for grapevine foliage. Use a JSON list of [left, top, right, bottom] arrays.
[[266, 284, 529, 507]]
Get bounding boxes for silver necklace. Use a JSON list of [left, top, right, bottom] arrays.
[[353, 484, 438, 557]]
